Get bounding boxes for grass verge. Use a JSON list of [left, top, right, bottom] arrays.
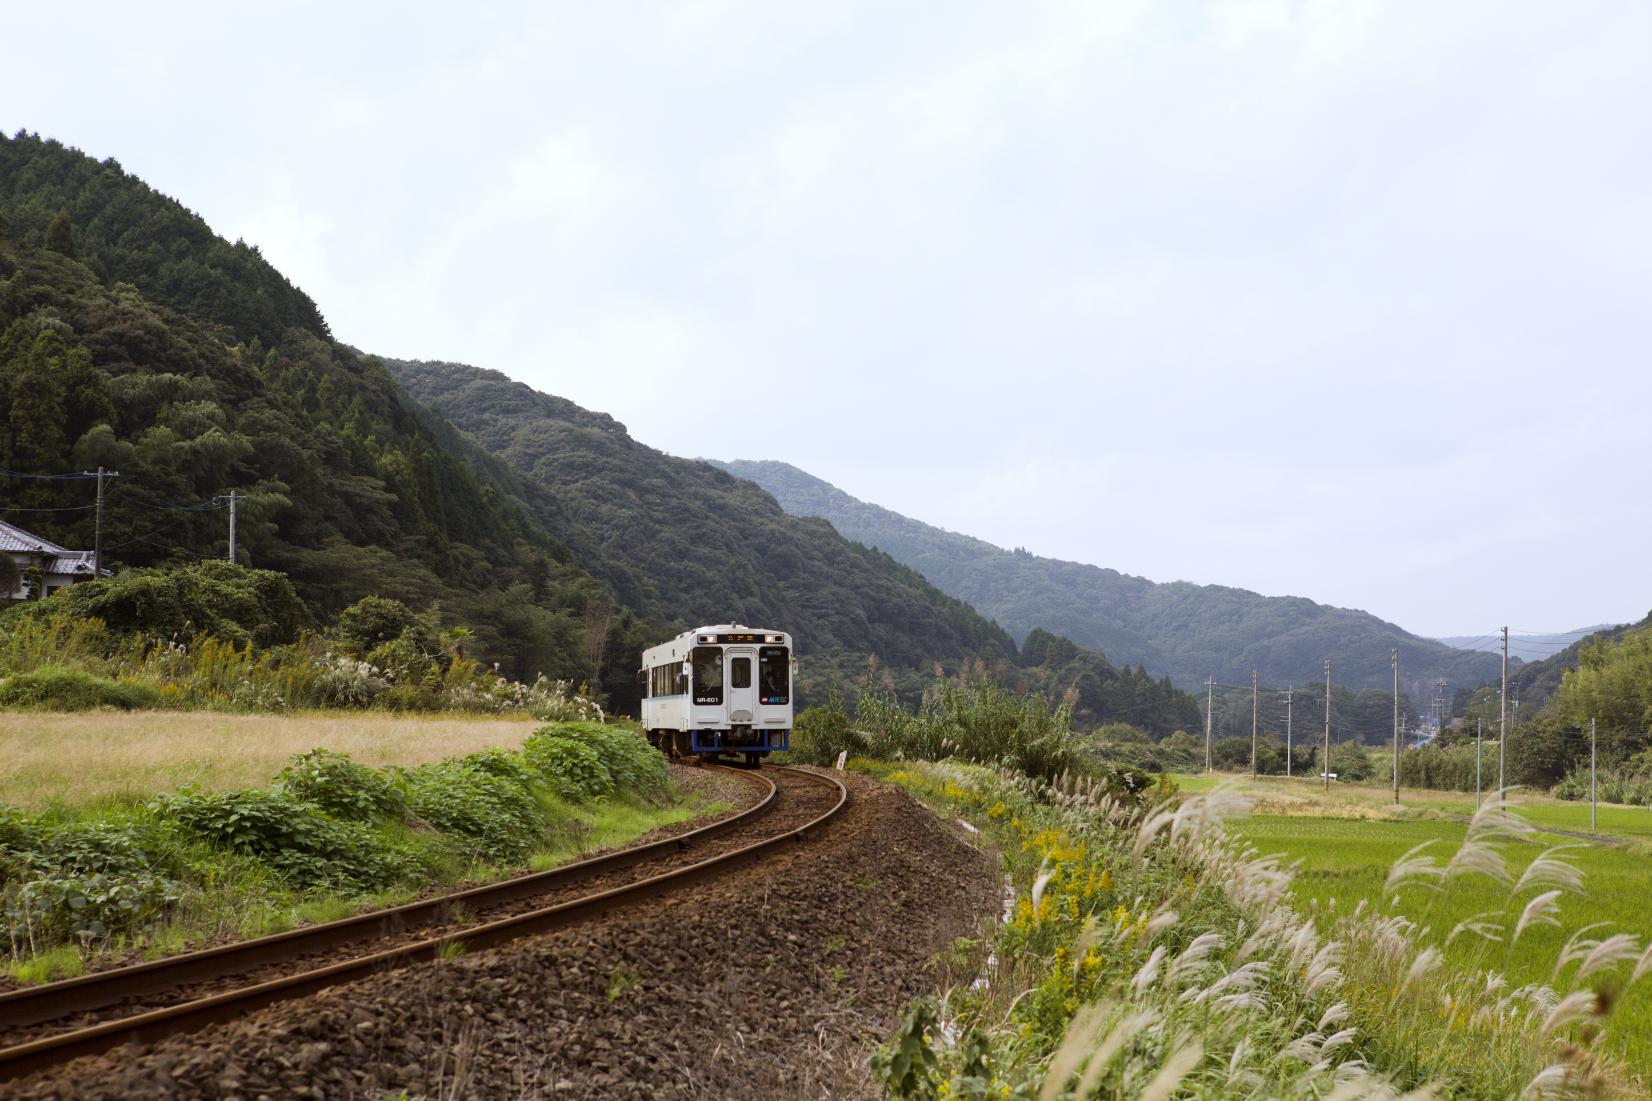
[[0, 724, 719, 982], [865, 760, 1644, 1098]]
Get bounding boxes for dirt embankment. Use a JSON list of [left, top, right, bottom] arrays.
[[9, 769, 997, 1100]]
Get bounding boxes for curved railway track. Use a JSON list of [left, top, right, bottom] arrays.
[[0, 764, 846, 1083]]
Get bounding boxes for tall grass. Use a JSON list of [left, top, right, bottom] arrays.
[[0, 613, 601, 719], [872, 763, 1643, 1098], [850, 668, 1085, 782]]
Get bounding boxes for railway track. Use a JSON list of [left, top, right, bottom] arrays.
[[0, 764, 846, 1083]]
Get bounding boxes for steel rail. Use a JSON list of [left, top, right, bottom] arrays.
[[0, 766, 846, 1082], [0, 764, 776, 1032]]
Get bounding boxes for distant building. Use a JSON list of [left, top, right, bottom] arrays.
[[0, 520, 101, 600]]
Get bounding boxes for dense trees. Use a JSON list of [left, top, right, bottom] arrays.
[[0, 133, 623, 691], [1014, 628, 1201, 734], [390, 359, 1017, 676]]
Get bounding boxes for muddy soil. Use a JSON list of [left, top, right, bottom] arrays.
[[7, 768, 997, 1100]]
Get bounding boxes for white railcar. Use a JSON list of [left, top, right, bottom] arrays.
[[639, 624, 793, 766]]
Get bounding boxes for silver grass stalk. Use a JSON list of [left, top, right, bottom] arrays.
[[1036, 1002, 1114, 1101], [1538, 990, 1598, 1037], [1510, 890, 1563, 947], [1512, 845, 1585, 896], [1446, 909, 1508, 948], [1064, 1008, 1157, 1101], [1382, 841, 1444, 899], [1575, 931, 1640, 983], [1551, 921, 1613, 984], [1136, 1040, 1202, 1101]]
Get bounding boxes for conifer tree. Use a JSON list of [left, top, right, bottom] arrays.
[[44, 208, 76, 257]]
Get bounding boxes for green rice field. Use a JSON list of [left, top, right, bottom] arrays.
[[1175, 773, 1652, 1082]]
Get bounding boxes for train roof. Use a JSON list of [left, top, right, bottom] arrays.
[[642, 625, 790, 652]]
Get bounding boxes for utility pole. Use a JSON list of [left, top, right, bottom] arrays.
[[1204, 677, 1214, 773], [225, 490, 244, 564], [1323, 659, 1332, 790], [83, 467, 119, 579], [1251, 670, 1259, 778], [1499, 626, 1509, 801], [1591, 717, 1598, 835], [1284, 689, 1294, 778], [1435, 679, 1449, 740], [1392, 649, 1400, 805]]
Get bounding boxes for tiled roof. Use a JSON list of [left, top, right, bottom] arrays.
[[45, 552, 97, 577], [0, 519, 70, 556]]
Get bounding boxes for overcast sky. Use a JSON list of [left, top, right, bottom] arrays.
[[4, 1, 1649, 639]]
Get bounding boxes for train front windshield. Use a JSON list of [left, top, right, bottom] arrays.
[[692, 647, 723, 705], [758, 646, 789, 705]]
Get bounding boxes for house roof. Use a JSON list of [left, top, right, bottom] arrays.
[[45, 552, 97, 577], [0, 519, 71, 556]]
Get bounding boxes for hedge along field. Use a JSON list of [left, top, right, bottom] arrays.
[[1221, 795, 1652, 1081], [0, 711, 543, 811], [0, 723, 713, 986]]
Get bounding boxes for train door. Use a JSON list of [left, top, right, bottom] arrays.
[[725, 647, 757, 726]]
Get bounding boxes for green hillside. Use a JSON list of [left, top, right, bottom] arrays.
[[387, 359, 1016, 675], [0, 131, 649, 700], [714, 459, 1504, 694], [0, 130, 1039, 713]]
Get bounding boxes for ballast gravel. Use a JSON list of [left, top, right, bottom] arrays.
[[8, 768, 997, 1100]]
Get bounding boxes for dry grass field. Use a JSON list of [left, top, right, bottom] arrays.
[[0, 710, 542, 809]]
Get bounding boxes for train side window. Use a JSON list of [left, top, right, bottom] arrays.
[[692, 647, 723, 705], [730, 657, 751, 689], [637, 669, 649, 700], [759, 647, 789, 704]]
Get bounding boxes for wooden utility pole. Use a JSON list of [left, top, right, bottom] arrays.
[[226, 490, 244, 564], [1591, 717, 1598, 835], [1284, 689, 1294, 777], [1499, 626, 1508, 800], [1392, 649, 1400, 805], [1251, 670, 1259, 777], [84, 467, 118, 579], [1323, 659, 1332, 790], [1204, 677, 1214, 773]]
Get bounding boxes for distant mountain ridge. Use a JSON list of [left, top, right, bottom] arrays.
[[1435, 627, 1612, 655], [711, 459, 1504, 694]]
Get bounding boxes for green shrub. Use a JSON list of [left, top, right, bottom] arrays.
[[790, 694, 865, 765], [547, 724, 666, 793], [462, 747, 540, 788], [152, 788, 412, 891], [0, 665, 158, 710], [334, 596, 419, 655], [521, 732, 615, 801], [4, 869, 178, 944], [19, 561, 309, 647], [396, 760, 545, 862], [0, 814, 182, 945], [276, 749, 406, 821]]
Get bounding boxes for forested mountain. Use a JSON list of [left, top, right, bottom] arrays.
[[713, 459, 1504, 694], [0, 132, 624, 690], [0, 131, 1039, 714], [387, 359, 1015, 676]]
